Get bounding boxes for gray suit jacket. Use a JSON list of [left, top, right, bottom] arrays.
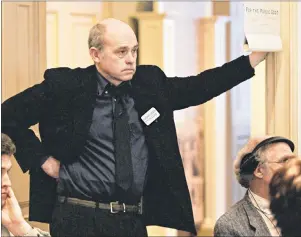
[[214, 193, 271, 237]]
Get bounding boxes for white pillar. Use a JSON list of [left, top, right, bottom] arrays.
[[229, 1, 252, 204], [214, 16, 230, 220]]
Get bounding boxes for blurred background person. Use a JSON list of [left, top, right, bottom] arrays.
[[270, 158, 301, 237], [1, 133, 50, 237], [214, 136, 295, 237]]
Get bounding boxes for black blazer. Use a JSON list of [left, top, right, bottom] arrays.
[[2, 56, 254, 235]]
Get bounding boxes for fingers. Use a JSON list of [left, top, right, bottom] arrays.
[[7, 187, 20, 205], [7, 187, 15, 198], [42, 156, 60, 178]]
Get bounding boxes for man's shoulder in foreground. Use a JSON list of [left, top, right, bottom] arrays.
[[214, 197, 248, 236], [216, 197, 247, 224]]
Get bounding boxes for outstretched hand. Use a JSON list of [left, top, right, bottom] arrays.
[[249, 52, 268, 68]]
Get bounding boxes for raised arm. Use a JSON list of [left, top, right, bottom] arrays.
[[164, 53, 266, 111]]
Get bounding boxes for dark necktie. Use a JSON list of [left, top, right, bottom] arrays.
[[109, 83, 133, 191]]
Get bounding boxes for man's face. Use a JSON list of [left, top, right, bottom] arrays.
[[260, 142, 295, 185], [1, 154, 12, 207], [96, 28, 138, 84]]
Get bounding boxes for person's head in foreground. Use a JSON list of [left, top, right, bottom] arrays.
[[269, 158, 301, 237], [1, 133, 51, 236], [88, 18, 138, 86], [1, 133, 15, 207], [234, 136, 295, 199]]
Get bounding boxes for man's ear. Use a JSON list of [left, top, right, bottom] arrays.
[[89, 47, 101, 63], [253, 165, 264, 179]]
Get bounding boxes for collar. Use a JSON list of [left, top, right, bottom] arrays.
[[96, 70, 132, 97], [96, 71, 109, 96], [242, 193, 273, 236], [248, 190, 272, 215], [106, 81, 132, 98]]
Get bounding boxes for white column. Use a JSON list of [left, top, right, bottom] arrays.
[[229, 1, 252, 204], [163, 18, 175, 77], [214, 16, 231, 220]]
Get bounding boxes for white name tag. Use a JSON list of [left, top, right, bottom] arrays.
[[141, 107, 160, 126]]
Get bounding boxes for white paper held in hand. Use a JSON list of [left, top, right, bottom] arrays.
[[141, 107, 160, 126]]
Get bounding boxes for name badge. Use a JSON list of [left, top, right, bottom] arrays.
[[141, 107, 160, 126]]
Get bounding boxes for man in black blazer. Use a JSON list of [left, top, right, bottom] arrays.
[[2, 18, 267, 236]]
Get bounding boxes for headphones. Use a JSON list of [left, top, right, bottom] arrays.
[[239, 136, 295, 175]]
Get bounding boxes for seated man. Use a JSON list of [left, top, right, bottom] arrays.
[[270, 158, 301, 237], [1, 133, 50, 236], [214, 136, 295, 237]]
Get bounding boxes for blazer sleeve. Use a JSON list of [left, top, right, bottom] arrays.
[[214, 218, 239, 237], [163, 55, 255, 111], [1, 68, 72, 173]]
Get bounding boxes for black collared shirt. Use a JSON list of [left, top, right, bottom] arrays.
[[57, 71, 149, 203]]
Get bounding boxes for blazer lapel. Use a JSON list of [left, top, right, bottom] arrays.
[[243, 194, 271, 236], [131, 81, 160, 124], [72, 65, 97, 144], [130, 81, 157, 115]]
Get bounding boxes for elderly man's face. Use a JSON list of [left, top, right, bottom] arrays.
[[96, 26, 138, 84], [1, 154, 12, 207], [260, 142, 295, 185]]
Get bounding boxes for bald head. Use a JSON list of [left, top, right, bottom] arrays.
[[88, 18, 136, 50], [88, 18, 138, 85], [101, 18, 134, 34]]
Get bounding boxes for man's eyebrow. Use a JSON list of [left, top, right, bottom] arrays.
[[115, 45, 139, 51], [116, 46, 128, 50], [279, 154, 296, 160]]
